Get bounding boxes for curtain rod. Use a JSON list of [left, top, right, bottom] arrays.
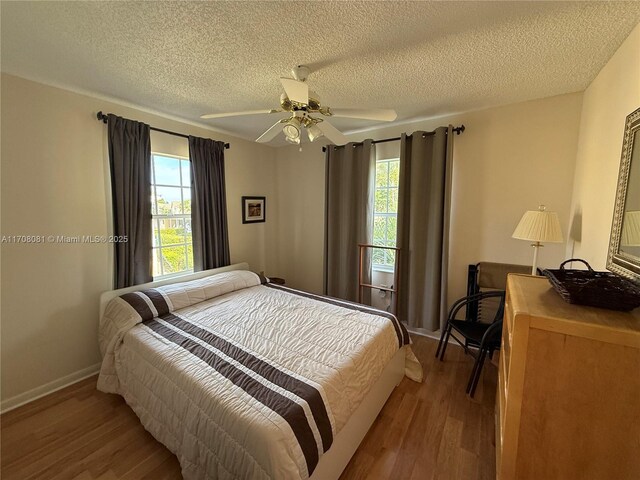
[[321, 124, 465, 152], [96, 111, 230, 149]]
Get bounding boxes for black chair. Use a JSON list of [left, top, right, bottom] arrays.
[[436, 262, 530, 397], [436, 290, 505, 397]]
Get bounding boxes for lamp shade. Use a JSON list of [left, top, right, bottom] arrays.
[[621, 210, 640, 247], [512, 205, 563, 243]]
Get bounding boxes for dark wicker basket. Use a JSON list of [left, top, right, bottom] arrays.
[[542, 259, 640, 311]]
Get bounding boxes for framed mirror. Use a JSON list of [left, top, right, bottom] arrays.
[[608, 106, 640, 284]]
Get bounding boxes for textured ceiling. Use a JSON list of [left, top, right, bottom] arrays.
[[2, 1, 640, 145]]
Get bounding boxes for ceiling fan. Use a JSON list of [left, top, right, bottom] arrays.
[[200, 65, 397, 145]]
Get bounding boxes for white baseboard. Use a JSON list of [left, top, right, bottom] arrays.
[[1, 363, 101, 414], [409, 326, 481, 356], [407, 327, 442, 341]]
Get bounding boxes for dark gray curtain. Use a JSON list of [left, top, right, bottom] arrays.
[[324, 140, 375, 303], [397, 127, 453, 330], [107, 114, 152, 288], [188, 136, 230, 271]]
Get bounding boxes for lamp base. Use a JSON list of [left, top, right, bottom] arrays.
[[531, 242, 543, 276]]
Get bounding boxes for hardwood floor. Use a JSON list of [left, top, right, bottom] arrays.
[[0, 336, 496, 480], [339, 336, 496, 480]]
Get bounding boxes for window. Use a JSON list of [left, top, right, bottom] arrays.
[[151, 153, 193, 278], [373, 158, 399, 271]]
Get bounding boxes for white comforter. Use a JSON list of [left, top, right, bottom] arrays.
[[97, 270, 420, 480]]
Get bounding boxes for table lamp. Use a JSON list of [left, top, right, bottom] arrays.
[[512, 205, 563, 275]]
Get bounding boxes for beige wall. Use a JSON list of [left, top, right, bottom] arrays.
[[0, 74, 277, 404], [568, 23, 640, 268], [272, 143, 327, 293], [274, 93, 584, 313]]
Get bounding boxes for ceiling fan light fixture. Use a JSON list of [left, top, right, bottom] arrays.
[[283, 117, 302, 140], [285, 135, 300, 145], [307, 123, 324, 142]]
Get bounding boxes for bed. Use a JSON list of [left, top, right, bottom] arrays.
[[97, 263, 422, 480]]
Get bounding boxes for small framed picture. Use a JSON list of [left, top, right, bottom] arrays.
[[242, 196, 266, 224]]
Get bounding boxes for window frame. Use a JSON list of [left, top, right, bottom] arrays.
[[151, 152, 194, 280], [373, 157, 400, 272]]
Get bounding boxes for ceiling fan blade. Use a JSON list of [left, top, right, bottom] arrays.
[[280, 78, 308, 104], [315, 121, 349, 146], [256, 120, 284, 143], [200, 109, 277, 119], [329, 108, 397, 122]]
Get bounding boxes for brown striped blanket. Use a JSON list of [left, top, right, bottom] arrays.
[[97, 270, 421, 480]]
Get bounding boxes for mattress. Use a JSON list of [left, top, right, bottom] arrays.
[[97, 270, 420, 480]]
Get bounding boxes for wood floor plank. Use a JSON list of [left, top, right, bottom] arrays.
[[365, 447, 398, 480], [3, 395, 121, 468], [1, 377, 98, 428], [382, 392, 419, 450], [3, 408, 133, 480], [434, 416, 464, 479], [48, 424, 147, 480], [338, 451, 375, 480], [120, 446, 173, 480], [1, 336, 496, 479]]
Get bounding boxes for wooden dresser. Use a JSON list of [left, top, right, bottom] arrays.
[[497, 274, 640, 480]]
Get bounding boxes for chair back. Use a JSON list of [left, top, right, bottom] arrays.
[[466, 262, 530, 322]]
